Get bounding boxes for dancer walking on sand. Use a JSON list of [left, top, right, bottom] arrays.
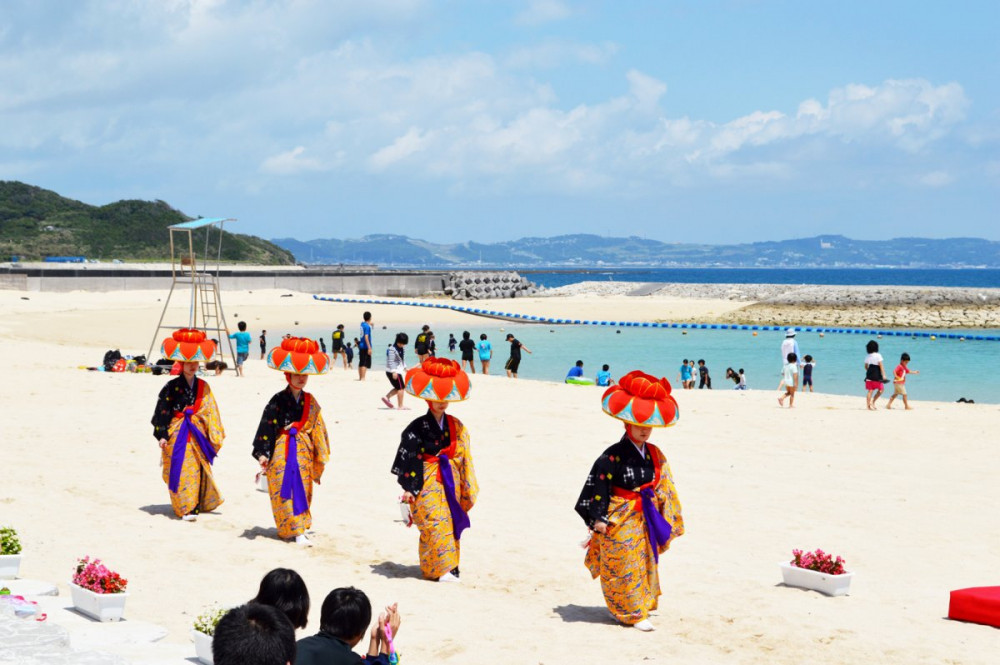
[[575, 370, 684, 631], [253, 337, 331, 546], [151, 329, 225, 522], [391, 358, 478, 582]]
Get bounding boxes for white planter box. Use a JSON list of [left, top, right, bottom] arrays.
[[69, 582, 129, 622], [0, 554, 21, 579], [192, 629, 214, 665], [779, 562, 853, 596]]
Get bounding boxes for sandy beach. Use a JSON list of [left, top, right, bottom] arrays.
[[2, 288, 998, 664]]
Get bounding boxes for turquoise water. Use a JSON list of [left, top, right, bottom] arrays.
[[304, 321, 1000, 404]]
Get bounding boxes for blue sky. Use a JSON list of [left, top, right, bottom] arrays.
[[1, 0, 997, 244]]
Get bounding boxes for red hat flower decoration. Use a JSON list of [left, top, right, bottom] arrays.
[[267, 337, 330, 375], [405, 357, 471, 402], [601, 370, 679, 427], [161, 328, 215, 362]]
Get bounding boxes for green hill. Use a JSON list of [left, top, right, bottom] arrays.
[[0, 181, 295, 264]]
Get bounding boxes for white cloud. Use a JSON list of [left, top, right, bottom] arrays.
[[504, 40, 618, 69], [260, 146, 327, 175], [368, 128, 432, 170], [918, 170, 955, 187], [515, 0, 572, 26]]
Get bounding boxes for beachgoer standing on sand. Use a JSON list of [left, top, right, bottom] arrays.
[[477, 333, 492, 375], [697, 359, 711, 389], [151, 329, 225, 522], [391, 358, 478, 583], [358, 312, 373, 381], [253, 337, 331, 546], [260, 330, 267, 360], [801, 355, 816, 392], [864, 340, 887, 410], [227, 321, 253, 376], [678, 359, 692, 390], [382, 333, 409, 410], [458, 331, 476, 374], [331, 324, 347, 369], [345, 339, 355, 368], [778, 353, 798, 408], [504, 333, 531, 378], [886, 352, 919, 410], [576, 370, 684, 631]]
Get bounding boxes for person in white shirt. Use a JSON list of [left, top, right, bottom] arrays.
[[382, 333, 409, 410], [863, 339, 887, 410]]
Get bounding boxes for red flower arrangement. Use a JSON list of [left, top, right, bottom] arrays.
[[790, 548, 847, 575], [73, 556, 128, 594]]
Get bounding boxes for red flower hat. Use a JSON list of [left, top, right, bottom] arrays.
[[161, 328, 216, 362], [601, 370, 679, 427], [267, 337, 330, 375], [405, 357, 471, 402]]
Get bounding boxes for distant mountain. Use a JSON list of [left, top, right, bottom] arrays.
[[271, 233, 1000, 268], [1, 181, 295, 264]]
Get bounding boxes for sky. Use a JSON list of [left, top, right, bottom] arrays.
[[1, 0, 998, 245]]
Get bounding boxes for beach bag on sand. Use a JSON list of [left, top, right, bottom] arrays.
[[112, 358, 127, 372], [102, 349, 122, 371]]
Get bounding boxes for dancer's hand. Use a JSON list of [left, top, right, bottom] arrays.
[[402, 492, 415, 503], [258, 455, 269, 469], [593, 521, 608, 534], [158, 438, 168, 450]]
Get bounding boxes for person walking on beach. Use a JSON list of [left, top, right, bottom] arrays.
[[414, 325, 431, 364], [227, 321, 253, 376], [778, 353, 798, 408], [504, 333, 531, 378], [477, 333, 492, 374], [383, 333, 409, 410], [448, 333, 457, 355], [864, 340, 887, 410], [331, 324, 347, 369], [697, 359, 711, 389], [576, 370, 684, 632], [345, 339, 355, 368], [458, 331, 476, 374], [358, 312, 373, 381], [254, 337, 331, 546], [678, 360, 693, 390], [260, 330, 267, 360], [391, 358, 478, 583], [801, 355, 816, 392], [151, 329, 225, 522], [886, 352, 919, 410]]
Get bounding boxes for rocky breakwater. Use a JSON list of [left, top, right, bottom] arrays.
[[720, 285, 1000, 329], [445, 271, 540, 300]]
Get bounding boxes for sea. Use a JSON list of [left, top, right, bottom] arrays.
[[305, 268, 1000, 404]]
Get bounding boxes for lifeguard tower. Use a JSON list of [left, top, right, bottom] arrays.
[[147, 218, 237, 369]]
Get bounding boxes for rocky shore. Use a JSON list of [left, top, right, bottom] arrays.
[[544, 281, 1000, 328]]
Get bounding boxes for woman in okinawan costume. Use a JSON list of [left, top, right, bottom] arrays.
[[575, 370, 685, 631], [391, 357, 478, 583], [252, 337, 331, 547], [151, 329, 225, 522]]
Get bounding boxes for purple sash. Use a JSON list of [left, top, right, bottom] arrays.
[[437, 453, 471, 540], [639, 487, 672, 563], [279, 427, 310, 516], [168, 407, 217, 493]]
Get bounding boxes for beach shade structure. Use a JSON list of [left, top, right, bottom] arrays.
[[267, 337, 330, 375], [601, 370, 679, 428], [405, 357, 471, 403], [161, 328, 216, 362], [949, 586, 1000, 628]]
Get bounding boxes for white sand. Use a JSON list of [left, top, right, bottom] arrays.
[[2, 289, 998, 664]]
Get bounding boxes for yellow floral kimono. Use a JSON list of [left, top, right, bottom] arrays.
[[578, 439, 684, 624], [153, 377, 225, 518]]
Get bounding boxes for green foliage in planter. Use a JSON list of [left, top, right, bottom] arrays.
[[0, 526, 22, 555], [193, 606, 228, 636]]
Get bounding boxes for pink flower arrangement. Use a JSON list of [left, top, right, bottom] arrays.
[[72, 556, 128, 594], [790, 548, 847, 575]]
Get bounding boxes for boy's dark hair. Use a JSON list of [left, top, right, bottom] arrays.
[[422, 324, 430, 331], [506, 334, 514, 340], [697, 359, 705, 365], [363, 311, 372, 321], [337, 324, 344, 330], [480, 334, 487, 340], [900, 352, 910, 361], [251, 568, 310, 629], [602, 364, 609, 371], [682, 358, 688, 364], [395, 332, 409, 345], [319, 587, 372, 641], [803, 355, 812, 362], [787, 352, 797, 363], [575, 360, 583, 367], [738, 368, 744, 374], [213, 603, 295, 665], [238, 321, 247, 331], [463, 331, 471, 339], [866, 340, 879, 353]]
